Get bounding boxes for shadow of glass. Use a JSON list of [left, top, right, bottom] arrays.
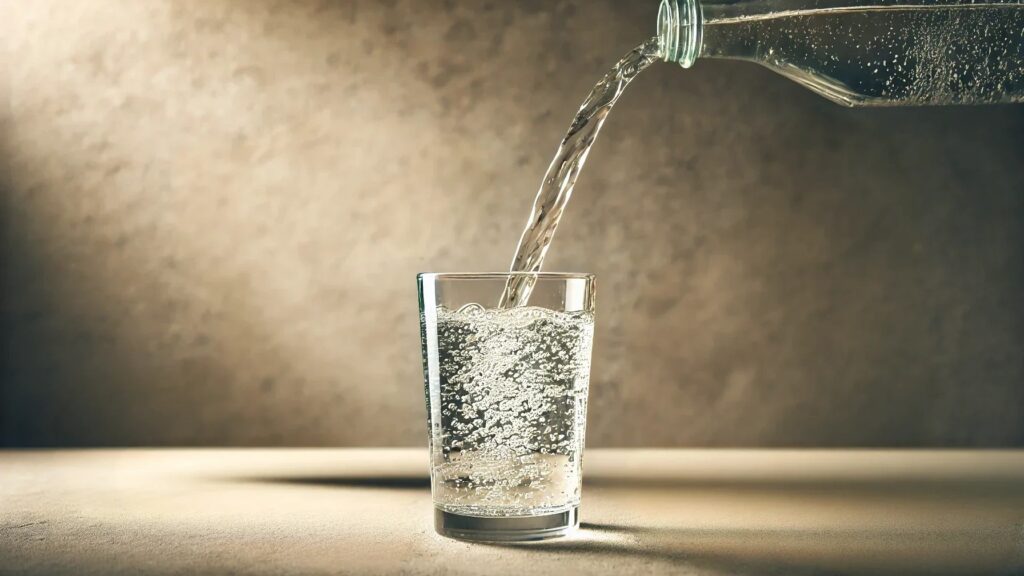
[[485, 521, 1023, 576], [232, 475, 431, 489], [224, 474, 1022, 574], [480, 524, 832, 576]]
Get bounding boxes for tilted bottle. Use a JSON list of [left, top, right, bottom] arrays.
[[658, 0, 1024, 106]]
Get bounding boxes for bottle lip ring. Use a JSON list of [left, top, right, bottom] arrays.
[[658, 0, 681, 63], [658, 0, 701, 68]]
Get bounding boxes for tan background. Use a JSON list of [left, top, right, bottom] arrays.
[[2, 0, 1022, 447]]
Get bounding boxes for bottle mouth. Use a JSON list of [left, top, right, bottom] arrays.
[[658, 0, 701, 68]]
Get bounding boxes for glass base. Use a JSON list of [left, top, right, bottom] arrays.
[[434, 507, 579, 542]]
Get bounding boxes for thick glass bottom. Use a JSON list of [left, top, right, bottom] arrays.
[[434, 506, 579, 542]]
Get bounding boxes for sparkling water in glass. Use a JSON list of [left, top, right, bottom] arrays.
[[418, 273, 595, 541]]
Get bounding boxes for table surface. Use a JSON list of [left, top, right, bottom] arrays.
[[3, 449, 1023, 575]]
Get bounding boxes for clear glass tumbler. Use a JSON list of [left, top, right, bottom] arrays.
[[418, 272, 596, 541]]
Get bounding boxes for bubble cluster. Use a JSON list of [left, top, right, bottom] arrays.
[[428, 305, 594, 517]]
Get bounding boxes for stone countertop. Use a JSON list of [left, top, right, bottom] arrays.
[[2, 449, 1023, 575]]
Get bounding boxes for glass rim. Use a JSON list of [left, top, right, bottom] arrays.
[[418, 272, 594, 281]]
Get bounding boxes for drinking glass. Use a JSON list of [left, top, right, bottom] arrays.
[[417, 272, 595, 541]]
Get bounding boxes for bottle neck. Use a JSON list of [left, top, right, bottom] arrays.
[[658, 0, 703, 67]]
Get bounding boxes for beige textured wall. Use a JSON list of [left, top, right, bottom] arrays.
[[2, 0, 1022, 447]]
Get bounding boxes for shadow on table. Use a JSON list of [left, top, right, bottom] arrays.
[[485, 523, 832, 576], [480, 521, 1023, 576], [569, 474, 1022, 575], [227, 472, 1023, 574], [230, 473, 1024, 499], [234, 475, 431, 489]]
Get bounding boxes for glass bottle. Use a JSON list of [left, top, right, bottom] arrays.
[[658, 0, 1024, 106]]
